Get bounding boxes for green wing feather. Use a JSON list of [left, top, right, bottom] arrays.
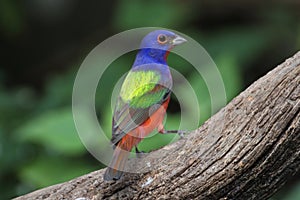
[[120, 70, 162, 108], [111, 70, 171, 145]]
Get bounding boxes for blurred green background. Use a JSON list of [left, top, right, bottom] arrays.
[[0, 0, 299, 199]]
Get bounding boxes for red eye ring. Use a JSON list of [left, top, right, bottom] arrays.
[[157, 34, 167, 44]]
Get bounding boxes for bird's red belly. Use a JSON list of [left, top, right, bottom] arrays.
[[118, 98, 170, 150]]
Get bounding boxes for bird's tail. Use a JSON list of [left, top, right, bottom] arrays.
[[103, 145, 130, 181]]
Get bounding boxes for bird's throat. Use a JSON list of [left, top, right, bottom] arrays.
[[133, 48, 169, 67]]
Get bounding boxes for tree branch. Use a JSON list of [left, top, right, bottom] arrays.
[[15, 51, 300, 200]]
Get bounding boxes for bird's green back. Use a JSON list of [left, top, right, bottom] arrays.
[[120, 70, 166, 108]]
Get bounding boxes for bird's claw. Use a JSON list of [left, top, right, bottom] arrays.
[[159, 129, 190, 139], [135, 147, 146, 158], [177, 130, 189, 139]]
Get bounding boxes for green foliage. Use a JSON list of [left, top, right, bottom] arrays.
[[113, 0, 190, 29], [19, 156, 95, 188], [0, 0, 23, 36], [216, 53, 242, 99], [271, 182, 300, 200], [17, 108, 85, 156], [0, 72, 98, 198], [282, 182, 300, 200]]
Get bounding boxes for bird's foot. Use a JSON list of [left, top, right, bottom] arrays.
[[159, 129, 190, 139], [135, 146, 146, 158]]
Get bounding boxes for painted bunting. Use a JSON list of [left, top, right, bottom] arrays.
[[104, 30, 187, 181]]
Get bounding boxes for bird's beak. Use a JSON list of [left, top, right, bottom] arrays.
[[172, 35, 187, 46]]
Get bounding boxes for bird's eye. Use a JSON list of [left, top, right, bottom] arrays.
[[157, 34, 167, 44]]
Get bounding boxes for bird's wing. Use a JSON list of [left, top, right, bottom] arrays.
[[111, 69, 171, 145]]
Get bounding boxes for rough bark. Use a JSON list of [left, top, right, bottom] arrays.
[[15, 51, 300, 200]]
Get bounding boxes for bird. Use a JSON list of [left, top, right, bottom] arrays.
[[103, 30, 187, 181]]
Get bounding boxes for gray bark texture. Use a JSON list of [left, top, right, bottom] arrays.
[[15, 51, 300, 200]]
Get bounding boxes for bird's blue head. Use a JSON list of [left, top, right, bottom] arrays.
[[133, 30, 187, 67]]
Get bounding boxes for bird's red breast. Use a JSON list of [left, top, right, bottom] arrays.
[[118, 97, 170, 151]]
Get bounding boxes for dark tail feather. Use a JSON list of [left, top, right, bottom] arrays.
[[103, 146, 130, 181]]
